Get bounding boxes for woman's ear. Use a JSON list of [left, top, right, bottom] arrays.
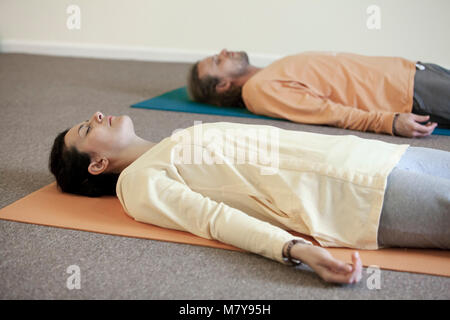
[[88, 156, 109, 175]]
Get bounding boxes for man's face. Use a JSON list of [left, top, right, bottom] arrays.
[[197, 49, 250, 80]]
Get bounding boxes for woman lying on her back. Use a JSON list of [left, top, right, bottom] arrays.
[[49, 111, 450, 284]]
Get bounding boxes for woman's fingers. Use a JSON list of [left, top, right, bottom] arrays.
[[319, 267, 357, 284], [322, 255, 352, 274], [305, 246, 364, 284], [318, 251, 363, 284], [348, 252, 363, 283]]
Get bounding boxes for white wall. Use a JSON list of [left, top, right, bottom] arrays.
[[1, 0, 449, 67]]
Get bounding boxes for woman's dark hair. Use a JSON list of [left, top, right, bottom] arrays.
[[187, 62, 246, 109], [49, 129, 119, 197]]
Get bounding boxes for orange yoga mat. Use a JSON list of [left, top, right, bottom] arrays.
[[1, 182, 449, 277]]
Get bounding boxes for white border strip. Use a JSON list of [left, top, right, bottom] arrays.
[[0, 39, 281, 67]]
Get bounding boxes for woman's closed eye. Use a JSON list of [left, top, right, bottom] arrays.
[[82, 120, 90, 136]]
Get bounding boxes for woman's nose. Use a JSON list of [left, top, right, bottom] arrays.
[[88, 111, 104, 126], [91, 111, 104, 123]]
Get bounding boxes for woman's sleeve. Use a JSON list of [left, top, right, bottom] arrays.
[[118, 168, 311, 264]]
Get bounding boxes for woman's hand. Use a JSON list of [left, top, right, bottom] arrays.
[[291, 244, 362, 284]]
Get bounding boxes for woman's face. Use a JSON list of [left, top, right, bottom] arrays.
[[64, 111, 135, 160]]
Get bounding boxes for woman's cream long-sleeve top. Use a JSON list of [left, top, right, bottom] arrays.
[[116, 122, 409, 264]]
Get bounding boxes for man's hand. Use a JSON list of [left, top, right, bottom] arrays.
[[291, 244, 362, 284], [394, 113, 437, 138]]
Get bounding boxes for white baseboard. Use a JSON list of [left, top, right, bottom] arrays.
[[0, 39, 280, 66]]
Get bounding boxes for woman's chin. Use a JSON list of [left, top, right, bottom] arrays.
[[115, 115, 132, 127], [117, 115, 137, 135]]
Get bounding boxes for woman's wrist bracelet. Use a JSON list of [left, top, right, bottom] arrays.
[[282, 239, 303, 266]]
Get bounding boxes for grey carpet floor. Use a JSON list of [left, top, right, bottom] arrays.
[[0, 53, 449, 300]]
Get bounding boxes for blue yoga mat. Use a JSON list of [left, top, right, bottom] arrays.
[[131, 87, 450, 136], [131, 87, 282, 121]]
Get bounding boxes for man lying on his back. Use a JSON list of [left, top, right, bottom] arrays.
[[188, 49, 450, 138]]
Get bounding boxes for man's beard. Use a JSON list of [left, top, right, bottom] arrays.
[[238, 51, 250, 65], [231, 51, 250, 77]]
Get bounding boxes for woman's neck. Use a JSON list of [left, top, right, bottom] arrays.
[[112, 137, 157, 173]]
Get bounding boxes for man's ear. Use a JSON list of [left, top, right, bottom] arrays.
[[216, 79, 231, 94], [87, 156, 109, 175]]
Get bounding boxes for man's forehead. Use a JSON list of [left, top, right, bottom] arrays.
[[197, 56, 214, 78]]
